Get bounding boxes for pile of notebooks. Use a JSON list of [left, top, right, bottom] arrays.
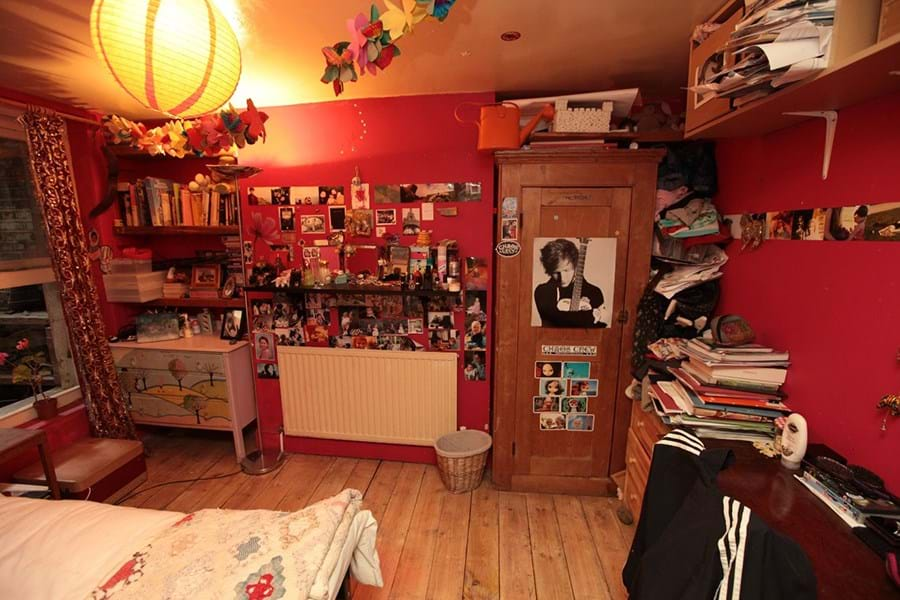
[[648, 337, 792, 442]]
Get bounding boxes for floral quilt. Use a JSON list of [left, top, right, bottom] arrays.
[[90, 489, 374, 600]]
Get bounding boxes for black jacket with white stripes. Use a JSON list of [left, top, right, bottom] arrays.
[[622, 428, 817, 599]]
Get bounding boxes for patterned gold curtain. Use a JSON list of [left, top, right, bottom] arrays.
[[20, 109, 136, 439]]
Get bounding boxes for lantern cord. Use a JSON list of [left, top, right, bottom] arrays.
[[0, 97, 102, 127]]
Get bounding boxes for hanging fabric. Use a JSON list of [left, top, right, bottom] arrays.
[[19, 108, 136, 440]]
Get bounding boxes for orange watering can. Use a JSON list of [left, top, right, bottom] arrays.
[[454, 102, 555, 151]]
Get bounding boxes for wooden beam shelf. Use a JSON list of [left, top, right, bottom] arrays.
[[114, 226, 239, 236], [686, 32, 900, 139]]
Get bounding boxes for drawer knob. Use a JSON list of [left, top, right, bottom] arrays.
[[628, 457, 636, 465], [636, 420, 644, 428]]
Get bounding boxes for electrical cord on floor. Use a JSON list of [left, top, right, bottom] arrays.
[[114, 469, 243, 505]]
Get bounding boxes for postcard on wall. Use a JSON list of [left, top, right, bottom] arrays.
[[429, 328, 459, 351], [568, 378, 599, 397], [531, 237, 616, 328], [566, 413, 594, 431], [401, 208, 421, 235], [538, 378, 565, 397], [562, 361, 590, 378], [533, 396, 560, 413], [251, 300, 274, 331], [421, 202, 434, 221], [428, 311, 453, 330], [254, 332, 276, 361], [767, 211, 793, 240], [348, 209, 373, 237], [320, 186, 345, 205], [257, 363, 279, 379], [539, 412, 566, 430], [501, 196, 518, 218], [271, 187, 291, 205], [463, 351, 486, 381], [328, 206, 347, 231], [375, 209, 396, 225], [561, 396, 588, 413], [863, 202, 900, 241], [534, 361, 562, 378], [274, 327, 305, 347], [407, 318, 424, 334], [279, 207, 295, 231], [374, 184, 400, 204], [501, 218, 518, 241], [351, 182, 370, 209], [464, 315, 486, 350], [300, 214, 326, 234], [247, 186, 269, 205], [292, 186, 319, 206], [465, 257, 488, 290], [790, 208, 826, 240]]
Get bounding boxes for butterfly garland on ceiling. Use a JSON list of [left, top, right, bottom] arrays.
[[101, 99, 269, 158], [321, 0, 457, 96]]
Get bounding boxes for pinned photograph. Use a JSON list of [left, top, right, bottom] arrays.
[[501, 218, 518, 241], [539, 412, 566, 430], [767, 211, 793, 240], [328, 206, 347, 231], [410, 245, 429, 274], [348, 209, 373, 237], [562, 361, 591, 379], [566, 413, 594, 431], [539, 378, 565, 397], [561, 397, 588, 413], [319, 186, 345, 205], [376, 208, 396, 225], [351, 182, 370, 209], [533, 396, 560, 413], [242, 241, 254, 264], [271, 186, 291, 205], [251, 300, 273, 330], [407, 318, 424, 334], [292, 186, 319, 206], [501, 196, 518, 218], [790, 209, 815, 240], [465, 257, 488, 290], [531, 237, 616, 328], [864, 202, 900, 241], [465, 291, 487, 321], [387, 245, 410, 279], [534, 361, 562, 378], [254, 332, 276, 361], [305, 323, 329, 344], [274, 327, 305, 347], [465, 318, 486, 350], [568, 379, 599, 397], [428, 311, 453, 330], [401, 207, 421, 235], [279, 207, 295, 231], [429, 328, 459, 351], [455, 182, 482, 202], [463, 351, 486, 381], [374, 184, 401, 204], [300, 214, 326, 234], [257, 363, 279, 379]]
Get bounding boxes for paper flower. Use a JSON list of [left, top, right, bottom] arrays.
[[381, 0, 427, 41], [0, 352, 8, 366], [240, 99, 269, 144], [418, 0, 456, 21], [16, 339, 29, 351], [321, 42, 359, 96]]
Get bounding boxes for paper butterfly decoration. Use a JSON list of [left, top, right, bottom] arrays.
[[321, 0, 456, 96]]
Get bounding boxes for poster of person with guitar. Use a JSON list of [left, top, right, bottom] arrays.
[[531, 237, 616, 328]]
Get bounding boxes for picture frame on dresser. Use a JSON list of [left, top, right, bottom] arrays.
[[221, 308, 246, 340]]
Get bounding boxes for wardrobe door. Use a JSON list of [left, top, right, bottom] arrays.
[[511, 186, 632, 491]]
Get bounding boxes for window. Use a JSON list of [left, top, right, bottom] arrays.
[[0, 107, 78, 417]]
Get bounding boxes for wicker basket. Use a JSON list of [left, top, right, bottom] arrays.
[[434, 430, 492, 494]]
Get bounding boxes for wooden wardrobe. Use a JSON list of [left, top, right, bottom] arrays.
[[492, 148, 664, 495]]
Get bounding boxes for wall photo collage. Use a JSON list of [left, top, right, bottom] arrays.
[[532, 361, 597, 432]]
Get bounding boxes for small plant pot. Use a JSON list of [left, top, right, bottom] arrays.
[[33, 397, 58, 421]]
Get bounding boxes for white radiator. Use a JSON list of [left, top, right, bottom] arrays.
[[277, 346, 458, 446]]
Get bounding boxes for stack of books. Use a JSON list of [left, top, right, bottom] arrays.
[[222, 236, 245, 289], [162, 281, 189, 299], [647, 337, 792, 442], [116, 178, 240, 228]]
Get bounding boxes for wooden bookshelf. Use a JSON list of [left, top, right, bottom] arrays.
[[686, 32, 900, 139], [244, 285, 462, 297], [114, 225, 239, 236], [138, 297, 245, 309]]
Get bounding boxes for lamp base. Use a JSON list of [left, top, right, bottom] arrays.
[[240, 449, 285, 475]]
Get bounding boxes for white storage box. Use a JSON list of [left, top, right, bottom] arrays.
[[553, 100, 614, 133], [109, 258, 152, 274], [102, 271, 166, 303]]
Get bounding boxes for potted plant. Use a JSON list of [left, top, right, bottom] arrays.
[[0, 338, 57, 420]]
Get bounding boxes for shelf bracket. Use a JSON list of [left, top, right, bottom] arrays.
[[783, 110, 837, 180]]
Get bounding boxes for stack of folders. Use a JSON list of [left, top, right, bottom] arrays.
[[647, 338, 792, 443]]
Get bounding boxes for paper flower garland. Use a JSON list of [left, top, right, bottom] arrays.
[[102, 99, 269, 158], [321, 0, 456, 96]]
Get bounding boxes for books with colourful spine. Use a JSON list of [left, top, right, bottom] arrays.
[[685, 357, 788, 386], [681, 361, 783, 393], [684, 338, 790, 362], [670, 367, 784, 402]]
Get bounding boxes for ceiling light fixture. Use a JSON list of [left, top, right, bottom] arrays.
[[90, 0, 242, 117], [500, 31, 521, 42]]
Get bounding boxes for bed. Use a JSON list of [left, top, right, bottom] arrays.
[[0, 488, 382, 600]]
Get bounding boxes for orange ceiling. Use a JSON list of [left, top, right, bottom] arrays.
[[0, 0, 722, 118]]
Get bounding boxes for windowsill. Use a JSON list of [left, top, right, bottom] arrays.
[[0, 386, 82, 427]]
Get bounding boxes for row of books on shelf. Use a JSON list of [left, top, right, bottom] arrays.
[[647, 337, 791, 443], [116, 178, 239, 228]]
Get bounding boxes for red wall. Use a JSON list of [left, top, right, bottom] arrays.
[[238, 93, 496, 461], [714, 92, 900, 493]]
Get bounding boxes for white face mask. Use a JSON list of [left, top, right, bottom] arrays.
[[780, 413, 808, 470]]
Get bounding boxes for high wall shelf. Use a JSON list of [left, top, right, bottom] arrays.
[[686, 32, 900, 139]]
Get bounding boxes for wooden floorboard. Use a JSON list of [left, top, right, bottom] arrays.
[[464, 480, 500, 600], [127, 434, 633, 600], [498, 492, 537, 600]]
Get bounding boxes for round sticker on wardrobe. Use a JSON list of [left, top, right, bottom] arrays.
[[495, 240, 521, 258]]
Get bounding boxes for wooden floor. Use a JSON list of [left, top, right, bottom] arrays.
[[124, 431, 634, 600]]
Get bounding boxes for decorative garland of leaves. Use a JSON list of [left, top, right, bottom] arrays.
[[321, 0, 457, 96], [102, 99, 269, 158]]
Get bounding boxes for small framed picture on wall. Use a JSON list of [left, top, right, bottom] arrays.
[[191, 264, 221, 289]]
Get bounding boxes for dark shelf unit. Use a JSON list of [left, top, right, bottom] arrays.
[[114, 226, 240, 236], [132, 297, 245, 309], [244, 285, 462, 297]]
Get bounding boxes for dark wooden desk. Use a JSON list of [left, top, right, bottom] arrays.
[[712, 442, 896, 599], [0, 428, 61, 499]]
